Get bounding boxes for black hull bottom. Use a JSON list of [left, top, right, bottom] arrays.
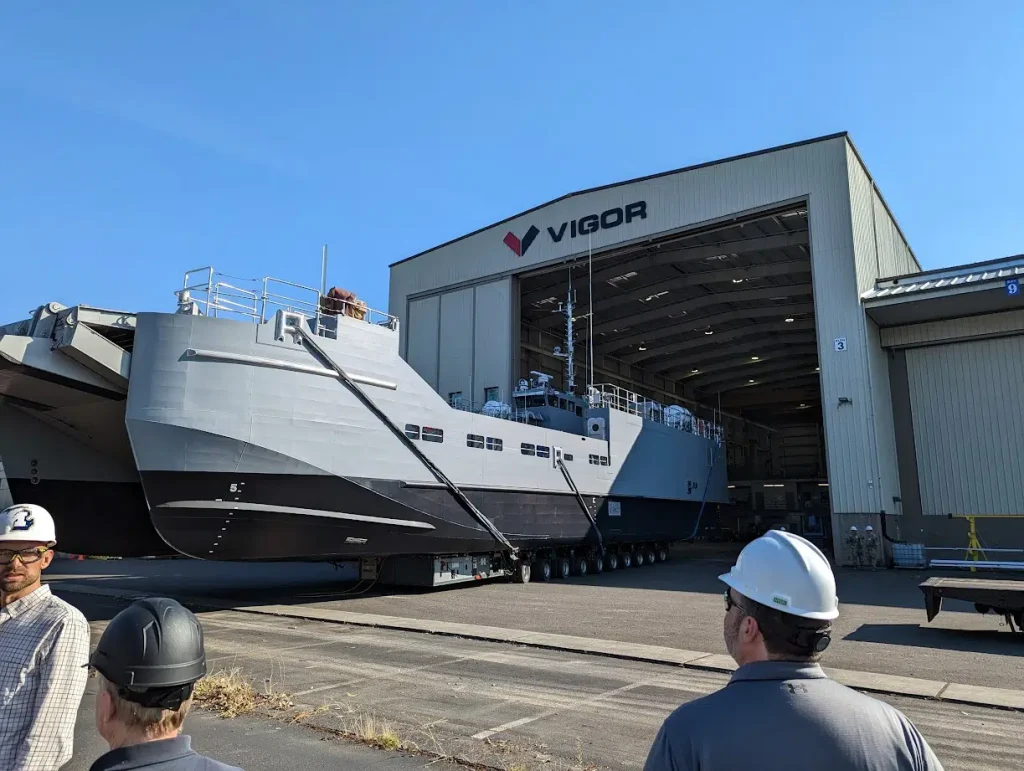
[[7, 479, 175, 558], [141, 471, 711, 561]]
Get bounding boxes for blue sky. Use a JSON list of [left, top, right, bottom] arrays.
[[1, 2, 1021, 319]]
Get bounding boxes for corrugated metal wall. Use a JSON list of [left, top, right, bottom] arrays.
[[473, 278, 513, 404], [881, 309, 1024, 348], [906, 335, 1024, 515], [406, 295, 439, 389], [845, 144, 920, 293], [390, 135, 912, 528], [842, 143, 922, 521], [438, 288, 474, 404], [872, 191, 918, 279], [402, 279, 514, 407]]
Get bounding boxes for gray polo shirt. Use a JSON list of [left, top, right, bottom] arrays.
[[644, 661, 944, 771]]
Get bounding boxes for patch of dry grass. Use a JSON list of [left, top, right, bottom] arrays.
[[353, 713, 402, 751], [192, 668, 294, 718]]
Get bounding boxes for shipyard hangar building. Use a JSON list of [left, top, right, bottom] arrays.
[[389, 133, 1024, 566]]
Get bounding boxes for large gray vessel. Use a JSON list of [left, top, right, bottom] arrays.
[[1, 267, 727, 577]]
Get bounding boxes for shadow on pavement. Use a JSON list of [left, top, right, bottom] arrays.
[[845, 622, 1023, 656], [50, 590, 134, 624], [46, 555, 1018, 619]]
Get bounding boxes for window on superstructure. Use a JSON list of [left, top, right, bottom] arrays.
[[467, 434, 484, 449], [405, 424, 420, 440], [558, 398, 567, 411], [525, 395, 544, 408], [589, 454, 599, 465], [564, 453, 574, 462], [521, 443, 536, 456], [600, 456, 609, 466], [536, 446, 550, 459], [486, 437, 503, 451], [484, 386, 499, 403], [422, 427, 444, 443], [575, 405, 583, 417]]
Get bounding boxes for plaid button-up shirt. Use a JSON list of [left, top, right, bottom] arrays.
[[0, 584, 91, 770]]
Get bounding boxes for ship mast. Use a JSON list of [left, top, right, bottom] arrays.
[[553, 266, 577, 392], [552, 282, 577, 391]]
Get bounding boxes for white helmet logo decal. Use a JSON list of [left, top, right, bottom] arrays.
[[9, 509, 35, 532]]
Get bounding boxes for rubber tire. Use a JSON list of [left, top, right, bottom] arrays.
[[620, 551, 632, 569], [634, 550, 645, 567], [535, 559, 552, 582], [646, 548, 657, 566], [557, 557, 571, 580], [607, 552, 619, 571], [514, 561, 531, 584], [591, 554, 604, 574], [657, 546, 668, 563], [574, 556, 588, 577]]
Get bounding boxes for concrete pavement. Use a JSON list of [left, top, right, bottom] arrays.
[[46, 554, 1024, 691], [60, 591, 1022, 771], [55, 578, 1024, 711]]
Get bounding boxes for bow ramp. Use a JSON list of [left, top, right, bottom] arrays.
[[0, 303, 168, 557]]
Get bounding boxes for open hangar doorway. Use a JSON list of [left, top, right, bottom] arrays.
[[516, 202, 831, 548]]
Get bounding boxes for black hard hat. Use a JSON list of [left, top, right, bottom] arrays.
[[89, 597, 206, 710]]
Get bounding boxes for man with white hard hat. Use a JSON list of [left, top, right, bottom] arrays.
[[644, 528, 944, 771], [0, 503, 91, 770]]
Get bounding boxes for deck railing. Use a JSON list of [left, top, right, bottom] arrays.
[[174, 267, 398, 336], [449, 397, 540, 425], [587, 382, 723, 444]]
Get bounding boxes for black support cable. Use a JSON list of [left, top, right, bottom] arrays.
[[556, 456, 604, 553], [296, 326, 519, 557], [688, 440, 721, 541]]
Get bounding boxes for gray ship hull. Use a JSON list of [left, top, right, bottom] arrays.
[[123, 307, 727, 562], [140, 470, 707, 561]]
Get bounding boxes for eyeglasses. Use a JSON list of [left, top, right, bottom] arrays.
[[0, 546, 50, 565], [723, 590, 747, 616]]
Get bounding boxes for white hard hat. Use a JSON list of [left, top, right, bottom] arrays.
[[0, 504, 57, 545], [720, 530, 838, 621]]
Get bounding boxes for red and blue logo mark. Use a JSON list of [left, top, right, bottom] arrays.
[[501, 200, 647, 257], [503, 225, 540, 257]]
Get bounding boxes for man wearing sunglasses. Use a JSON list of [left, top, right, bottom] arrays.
[[644, 529, 943, 770], [0, 503, 91, 770]]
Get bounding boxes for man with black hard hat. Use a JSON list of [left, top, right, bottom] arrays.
[[86, 597, 244, 770]]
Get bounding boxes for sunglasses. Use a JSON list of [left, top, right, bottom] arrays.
[[0, 546, 51, 565], [723, 589, 747, 615]]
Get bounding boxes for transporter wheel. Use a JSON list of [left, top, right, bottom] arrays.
[[513, 560, 532, 584], [620, 551, 633, 569], [656, 545, 668, 563], [646, 547, 657, 566], [607, 552, 619, 571], [634, 549, 645, 567], [590, 554, 604, 574], [535, 559, 552, 582], [557, 557, 571, 580], [574, 555, 589, 577]]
